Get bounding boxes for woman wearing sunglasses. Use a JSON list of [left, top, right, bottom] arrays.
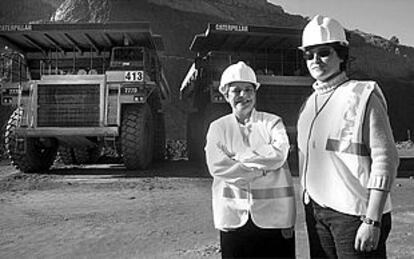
[[297, 15, 399, 258]]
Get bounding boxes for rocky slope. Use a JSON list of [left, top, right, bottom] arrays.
[[50, 0, 109, 22], [0, 0, 57, 23]]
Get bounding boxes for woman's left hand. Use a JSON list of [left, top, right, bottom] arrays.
[[354, 222, 381, 252]]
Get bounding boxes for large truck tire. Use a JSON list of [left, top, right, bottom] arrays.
[[186, 112, 204, 162], [4, 108, 58, 173], [188, 103, 231, 163], [153, 113, 166, 161], [120, 104, 154, 170]]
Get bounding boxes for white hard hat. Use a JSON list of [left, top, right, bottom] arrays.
[[299, 15, 349, 50], [219, 61, 260, 95]]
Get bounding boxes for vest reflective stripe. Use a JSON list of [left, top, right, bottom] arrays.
[[326, 138, 369, 156], [223, 186, 294, 199]]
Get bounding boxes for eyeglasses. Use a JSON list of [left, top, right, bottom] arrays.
[[303, 49, 333, 61], [228, 86, 255, 95]]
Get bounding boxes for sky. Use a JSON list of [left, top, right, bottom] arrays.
[[268, 0, 414, 47]]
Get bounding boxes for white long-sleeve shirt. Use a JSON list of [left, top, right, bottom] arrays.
[[205, 109, 296, 230]]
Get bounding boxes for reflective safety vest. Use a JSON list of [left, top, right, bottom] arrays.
[[206, 111, 296, 230], [211, 165, 296, 230], [297, 80, 392, 215]]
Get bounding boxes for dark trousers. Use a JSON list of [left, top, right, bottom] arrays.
[[305, 198, 392, 259], [220, 217, 295, 258]]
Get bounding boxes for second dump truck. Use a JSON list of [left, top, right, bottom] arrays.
[[181, 23, 314, 168]]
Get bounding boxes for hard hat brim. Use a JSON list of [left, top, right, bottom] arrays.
[[218, 81, 261, 95], [298, 40, 349, 51]]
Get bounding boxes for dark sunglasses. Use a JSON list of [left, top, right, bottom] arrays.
[[303, 49, 332, 60]]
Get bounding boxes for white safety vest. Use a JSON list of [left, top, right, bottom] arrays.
[[205, 110, 296, 230], [297, 80, 393, 215]]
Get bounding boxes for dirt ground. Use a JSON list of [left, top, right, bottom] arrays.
[[0, 159, 413, 259]]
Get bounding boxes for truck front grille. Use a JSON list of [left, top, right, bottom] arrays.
[[37, 84, 100, 127]]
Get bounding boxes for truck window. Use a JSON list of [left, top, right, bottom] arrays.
[[111, 47, 143, 63]]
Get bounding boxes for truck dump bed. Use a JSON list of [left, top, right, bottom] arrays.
[[0, 22, 170, 101], [190, 23, 302, 53], [0, 23, 163, 55]]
